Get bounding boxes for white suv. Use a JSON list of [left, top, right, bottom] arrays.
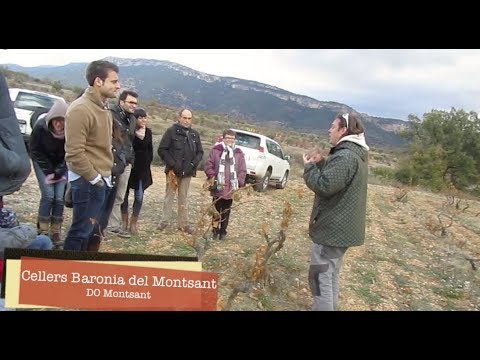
[[231, 129, 291, 192], [9, 88, 65, 144]]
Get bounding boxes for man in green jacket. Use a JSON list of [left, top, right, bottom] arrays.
[[303, 113, 369, 311]]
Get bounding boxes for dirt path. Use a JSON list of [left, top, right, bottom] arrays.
[[6, 164, 480, 311]]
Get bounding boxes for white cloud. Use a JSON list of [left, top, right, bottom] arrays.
[[2, 49, 479, 120]]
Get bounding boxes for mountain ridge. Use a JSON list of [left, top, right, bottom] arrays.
[[5, 57, 408, 148]]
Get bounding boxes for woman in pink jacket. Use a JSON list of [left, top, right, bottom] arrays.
[[204, 129, 247, 240]]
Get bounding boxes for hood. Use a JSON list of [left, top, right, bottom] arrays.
[[45, 99, 68, 126], [334, 136, 369, 162], [337, 133, 370, 151]]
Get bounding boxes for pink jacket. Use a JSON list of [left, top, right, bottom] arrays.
[[204, 144, 247, 200]]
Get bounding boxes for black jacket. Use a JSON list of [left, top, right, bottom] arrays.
[[29, 107, 67, 178], [157, 123, 204, 177], [110, 104, 136, 165], [128, 127, 153, 190]]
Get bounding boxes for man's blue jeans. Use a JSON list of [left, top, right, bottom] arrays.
[[63, 177, 107, 251], [87, 185, 116, 250]]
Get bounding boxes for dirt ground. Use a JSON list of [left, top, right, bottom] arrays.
[[6, 162, 480, 311]]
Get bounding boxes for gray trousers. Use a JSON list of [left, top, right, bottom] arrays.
[[309, 242, 347, 311], [107, 164, 132, 230]]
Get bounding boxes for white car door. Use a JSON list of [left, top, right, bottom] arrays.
[[265, 139, 283, 180]]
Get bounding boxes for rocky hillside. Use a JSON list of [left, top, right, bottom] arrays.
[[5, 57, 407, 148]]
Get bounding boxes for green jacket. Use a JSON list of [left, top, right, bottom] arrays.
[[303, 138, 369, 248]]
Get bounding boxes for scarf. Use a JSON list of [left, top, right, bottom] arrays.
[[50, 129, 65, 139], [217, 143, 239, 191], [135, 126, 146, 140]]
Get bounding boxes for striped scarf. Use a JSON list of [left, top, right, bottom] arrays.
[[217, 143, 238, 190]]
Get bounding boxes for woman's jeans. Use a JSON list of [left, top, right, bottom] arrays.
[[32, 162, 67, 220], [121, 180, 144, 217]]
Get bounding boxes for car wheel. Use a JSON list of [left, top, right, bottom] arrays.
[[254, 170, 271, 192], [276, 171, 289, 189], [30, 108, 50, 129]]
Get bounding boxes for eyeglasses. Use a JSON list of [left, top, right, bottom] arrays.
[[124, 100, 138, 105], [342, 113, 349, 129]]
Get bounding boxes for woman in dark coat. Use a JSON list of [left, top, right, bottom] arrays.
[[121, 108, 153, 235], [29, 99, 68, 247]]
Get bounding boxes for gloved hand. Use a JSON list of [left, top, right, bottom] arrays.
[[53, 165, 66, 180], [174, 164, 183, 176], [53, 170, 63, 180]]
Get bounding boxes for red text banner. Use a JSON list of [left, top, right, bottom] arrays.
[[18, 257, 217, 310]]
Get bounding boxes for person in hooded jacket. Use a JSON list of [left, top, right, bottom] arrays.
[[0, 73, 31, 207], [204, 129, 246, 240], [0, 208, 53, 312], [303, 113, 369, 311], [29, 99, 68, 248], [0, 208, 53, 252]]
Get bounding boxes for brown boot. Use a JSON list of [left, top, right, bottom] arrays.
[[50, 216, 64, 248], [38, 216, 50, 235], [86, 225, 102, 252], [129, 215, 138, 235], [121, 213, 129, 231], [87, 237, 101, 252]]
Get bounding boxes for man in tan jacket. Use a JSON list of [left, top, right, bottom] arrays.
[[63, 60, 121, 251]]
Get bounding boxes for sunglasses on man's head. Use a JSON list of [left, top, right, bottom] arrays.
[[341, 113, 349, 129]]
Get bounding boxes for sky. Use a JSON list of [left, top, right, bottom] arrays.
[[1, 49, 479, 120]]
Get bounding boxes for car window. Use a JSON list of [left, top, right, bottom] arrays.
[[266, 139, 284, 159], [236, 132, 261, 150], [14, 92, 56, 111], [276, 144, 285, 159]]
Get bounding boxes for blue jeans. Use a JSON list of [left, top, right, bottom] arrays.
[[27, 234, 54, 250], [96, 185, 117, 231], [32, 161, 67, 219], [63, 177, 107, 251], [121, 180, 144, 217], [86, 185, 116, 250]]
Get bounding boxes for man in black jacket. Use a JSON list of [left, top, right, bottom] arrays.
[[157, 108, 204, 234], [106, 90, 138, 238], [0, 72, 31, 207]]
